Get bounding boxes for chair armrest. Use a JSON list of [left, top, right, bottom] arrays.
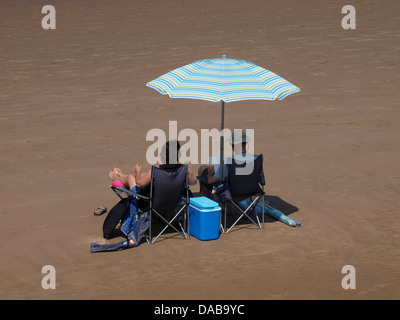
[[110, 186, 150, 200]]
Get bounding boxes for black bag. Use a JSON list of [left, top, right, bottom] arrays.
[[102, 198, 129, 239]]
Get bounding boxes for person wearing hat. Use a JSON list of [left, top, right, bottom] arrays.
[[197, 129, 257, 198], [197, 130, 302, 227]]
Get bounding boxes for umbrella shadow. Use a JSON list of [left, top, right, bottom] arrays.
[[264, 195, 299, 215], [263, 195, 299, 224], [106, 195, 300, 239]]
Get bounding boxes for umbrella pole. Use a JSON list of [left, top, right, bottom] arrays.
[[220, 100, 225, 181], [220, 100, 226, 233]]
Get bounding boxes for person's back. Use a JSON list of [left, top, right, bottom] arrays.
[[159, 163, 183, 172]]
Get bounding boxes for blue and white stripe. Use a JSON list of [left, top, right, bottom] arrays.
[[147, 58, 300, 102]]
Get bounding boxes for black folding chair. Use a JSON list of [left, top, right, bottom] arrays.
[[221, 154, 265, 233], [110, 164, 190, 244], [148, 164, 190, 244]]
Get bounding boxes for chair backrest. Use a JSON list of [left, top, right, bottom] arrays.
[[150, 164, 188, 209], [227, 154, 264, 198]]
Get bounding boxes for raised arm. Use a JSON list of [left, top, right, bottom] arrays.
[[205, 165, 220, 184], [187, 168, 198, 186], [134, 164, 152, 188]]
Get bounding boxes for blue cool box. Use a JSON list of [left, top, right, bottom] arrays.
[[188, 197, 221, 241]]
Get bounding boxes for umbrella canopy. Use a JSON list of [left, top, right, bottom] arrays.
[[147, 56, 300, 102], [146, 56, 300, 179]]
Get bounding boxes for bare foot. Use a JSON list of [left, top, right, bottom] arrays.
[[108, 167, 129, 188], [108, 167, 121, 180]]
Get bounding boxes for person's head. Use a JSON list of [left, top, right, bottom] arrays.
[[160, 140, 181, 164], [227, 129, 251, 154]]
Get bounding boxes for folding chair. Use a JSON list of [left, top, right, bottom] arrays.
[[111, 164, 190, 244], [221, 154, 265, 233], [111, 165, 190, 244], [148, 164, 190, 244]]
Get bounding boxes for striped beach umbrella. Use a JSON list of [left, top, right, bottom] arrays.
[[146, 55, 300, 178]]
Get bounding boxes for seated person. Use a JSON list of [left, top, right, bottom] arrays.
[[108, 140, 197, 235], [198, 129, 256, 198], [198, 130, 302, 227], [109, 140, 197, 188]]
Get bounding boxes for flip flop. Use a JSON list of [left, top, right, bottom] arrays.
[[94, 206, 107, 216]]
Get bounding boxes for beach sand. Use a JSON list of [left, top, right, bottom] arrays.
[[0, 0, 399, 299]]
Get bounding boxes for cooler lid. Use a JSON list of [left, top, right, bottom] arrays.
[[190, 196, 220, 210]]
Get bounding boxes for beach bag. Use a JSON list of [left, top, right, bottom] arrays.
[[102, 198, 129, 239]]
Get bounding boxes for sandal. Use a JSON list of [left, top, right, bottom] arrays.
[[94, 206, 107, 216]]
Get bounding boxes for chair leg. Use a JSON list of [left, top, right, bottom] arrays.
[[262, 194, 265, 229], [186, 205, 190, 239], [225, 196, 264, 233], [224, 203, 227, 233], [221, 203, 227, 233], [149, 206, 188, 244], [148, 211, 152, 244]]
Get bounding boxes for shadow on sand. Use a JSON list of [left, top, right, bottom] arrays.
[[102, 194, 299, 242]]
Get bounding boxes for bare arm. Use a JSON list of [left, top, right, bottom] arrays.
[[188, 168, 197, 186], [206, 165, 220, 184], [134, 164, 151, 188]]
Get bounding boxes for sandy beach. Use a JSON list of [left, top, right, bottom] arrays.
[[0, 0, 399, 300]]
